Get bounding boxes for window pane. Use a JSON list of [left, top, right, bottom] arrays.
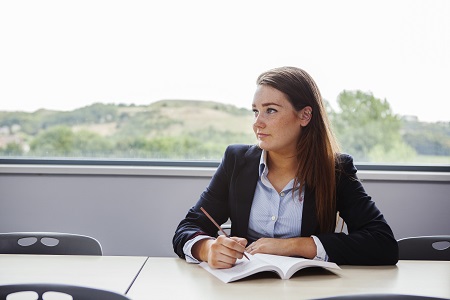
[[0, 0, 449, 165]]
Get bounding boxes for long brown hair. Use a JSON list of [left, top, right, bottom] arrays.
[[256, 66, 341, 233]]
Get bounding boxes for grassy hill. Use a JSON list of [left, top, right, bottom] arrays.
[[0, 100, 256, 159]]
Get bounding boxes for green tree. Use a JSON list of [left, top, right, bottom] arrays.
[[0, 142, 23, 156], [29, 126, 113, 157], [402, 119, 450, 156], [30, 126, 74, 156], [330, 90, 416, 162], [71, 130, 114, 156]]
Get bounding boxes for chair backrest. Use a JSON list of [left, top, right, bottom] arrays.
[[312, 294, 447, 300], [0, 232, 103, 255], [397, 235, 450, 261], [220, 223, 231, 236], [0, 283, 131, 300]]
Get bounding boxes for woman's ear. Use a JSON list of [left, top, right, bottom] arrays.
[[298, 106, 312, 127]]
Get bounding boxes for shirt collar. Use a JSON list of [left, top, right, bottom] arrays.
[[259, 149, 268, 177]]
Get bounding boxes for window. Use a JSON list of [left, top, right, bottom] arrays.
[[0, 0, 449, 166]]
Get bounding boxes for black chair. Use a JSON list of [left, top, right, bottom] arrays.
[[312, 294, 448, 300], [397, 235, 450, 261], [0, 283, 131, 300], [0, 232, 103, 255]]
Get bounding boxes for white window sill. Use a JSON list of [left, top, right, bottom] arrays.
[[1, 164, 449, 182]]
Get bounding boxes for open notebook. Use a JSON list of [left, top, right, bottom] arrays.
[[199, 253, 340, 283]]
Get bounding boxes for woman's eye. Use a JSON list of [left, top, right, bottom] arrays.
[[267, 108, 277, 114], [252, 109, 259, 117]]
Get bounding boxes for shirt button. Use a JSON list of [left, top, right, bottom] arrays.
[[271, 215, 276, 221], [280, 192, 285, 197]]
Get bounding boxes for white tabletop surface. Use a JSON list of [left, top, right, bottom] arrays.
[[127, 258, 450, 300], [0, 254, 147, 294]]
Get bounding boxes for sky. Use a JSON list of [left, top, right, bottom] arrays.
[[0, 0, 449, 122]]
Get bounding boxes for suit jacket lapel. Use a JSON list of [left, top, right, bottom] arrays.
[[232, 146, 261, 238], [301, 185, 319, 236]]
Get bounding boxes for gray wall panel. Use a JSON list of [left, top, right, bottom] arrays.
[[1, 174, 449, 256]]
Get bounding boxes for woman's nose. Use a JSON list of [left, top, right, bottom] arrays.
[[253, 114, 265, 128]]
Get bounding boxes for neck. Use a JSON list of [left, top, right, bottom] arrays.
[[267, 151, 298, 174], [265, 151, 299, 193]]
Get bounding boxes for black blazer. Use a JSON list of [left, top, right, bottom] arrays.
[[173, 144, 398, 265]]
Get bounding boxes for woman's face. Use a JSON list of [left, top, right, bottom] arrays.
[[252, 85, 305, 156]]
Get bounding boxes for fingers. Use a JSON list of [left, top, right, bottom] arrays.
[[207, 236, 248, 269], [246, 241, 258, 254], [245, 239, 266, 254], [219, 236, 247, 257], [245, 238, 284, 255], [230, 236, 248, 247]]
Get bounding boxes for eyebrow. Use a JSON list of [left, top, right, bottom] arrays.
[[252, 102, 283, 108]]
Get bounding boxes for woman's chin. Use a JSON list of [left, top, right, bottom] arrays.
[[257, 142, 270, 151]]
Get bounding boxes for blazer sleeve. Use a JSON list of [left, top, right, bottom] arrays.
[[316, 154, 399, 265], [172, 146, 237, 259]]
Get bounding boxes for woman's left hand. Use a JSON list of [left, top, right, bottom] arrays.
[[246, 238, 289, 256], [245, 237, 317, 258]]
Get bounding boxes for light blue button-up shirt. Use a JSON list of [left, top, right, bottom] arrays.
[[247, 150, 303, 240]]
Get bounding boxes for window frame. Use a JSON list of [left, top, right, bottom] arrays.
[[1, 158, 449, 172], [1, 158, 449, 183]]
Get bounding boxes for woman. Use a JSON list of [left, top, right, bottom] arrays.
[[172, 66, 398, 268]]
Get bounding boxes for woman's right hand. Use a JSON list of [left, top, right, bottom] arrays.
[[193, 235, 248, 269]]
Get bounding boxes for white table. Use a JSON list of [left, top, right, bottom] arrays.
[[2, 255, 449, 299], [0, 254, 147, 294], [127, 258, 450, 300]]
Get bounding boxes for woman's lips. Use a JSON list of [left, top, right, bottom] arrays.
[[257, 133, 269, 139]]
